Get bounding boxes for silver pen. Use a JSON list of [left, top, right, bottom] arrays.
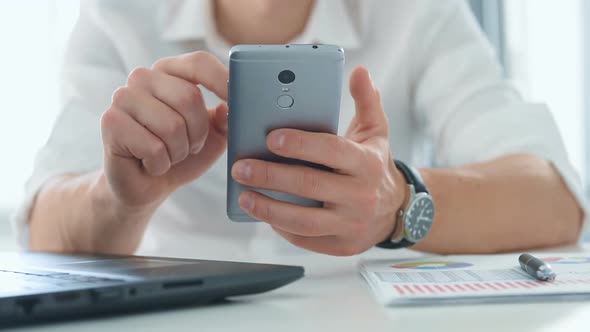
[[519, 253, 557, 282]]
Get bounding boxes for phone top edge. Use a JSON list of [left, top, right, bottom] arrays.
[[229, 44, 345, 62]]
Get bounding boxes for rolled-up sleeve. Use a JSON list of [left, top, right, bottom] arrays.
[[411, 1, 588, 241], [11, 2, 127, 248]]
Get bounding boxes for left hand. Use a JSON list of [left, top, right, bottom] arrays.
[[231, 66, 408, 256]]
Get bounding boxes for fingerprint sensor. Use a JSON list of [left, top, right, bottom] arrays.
[[277, 95, 294, 109]]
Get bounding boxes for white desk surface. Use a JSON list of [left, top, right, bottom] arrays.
[[6, 245, 590, 332]]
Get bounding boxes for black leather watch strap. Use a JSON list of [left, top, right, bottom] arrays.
[[394, 160, 429, 194], [376, 160, 426, 249], [376, 238, 414, 249]]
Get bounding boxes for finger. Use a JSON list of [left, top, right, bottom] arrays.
[[101, 108, 171, 176], [165, 103, 229, 187], [272, 227, 362, 256], [239, 191, 341, 237], [111, 87, 189, 164], [127, 68, 210, 154], [152, 51, 229, 100], [266, 129, 367, 175], [231, 159, 357, 203], [211, 102, 228, 137], [349, 66, 388, 137]]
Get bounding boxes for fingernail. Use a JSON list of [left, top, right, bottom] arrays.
[[232, 161, 252, 181], [268, 131, 285, 150], [239, 193, 254, 211]]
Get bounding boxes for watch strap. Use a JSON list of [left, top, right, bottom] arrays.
[[376, 160, 423, 249], [394, 160, 428, 194], [376, 238, 414, 249]]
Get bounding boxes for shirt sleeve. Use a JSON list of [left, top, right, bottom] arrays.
[[11, 2, 128, 248], [411, 0, 588, 242]]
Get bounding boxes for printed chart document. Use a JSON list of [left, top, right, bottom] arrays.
[[360, 253, 590, 305]]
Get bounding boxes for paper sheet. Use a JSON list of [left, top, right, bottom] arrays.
[[360, 253, 590, 305]]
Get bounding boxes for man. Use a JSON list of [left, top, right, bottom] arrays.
[[15, 0, 586, 259]]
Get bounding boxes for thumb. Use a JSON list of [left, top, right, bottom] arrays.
[[212, 102, 229, 137], [349, 66, 388, 136]]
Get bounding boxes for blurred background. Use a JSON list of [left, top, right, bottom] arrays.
[[0, 0, 588, 249]]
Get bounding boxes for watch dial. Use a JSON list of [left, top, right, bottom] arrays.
[[404, 195, 434, 243]]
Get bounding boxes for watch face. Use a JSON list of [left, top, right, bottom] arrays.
[[404, 193, 434, 243]]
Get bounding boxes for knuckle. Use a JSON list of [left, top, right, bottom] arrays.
[[111, 87, 131, 107], [127, 67, 151, 86], [262, 163, 274, 186], [286, 131, 304, 154], [151, 57, 169, 70], [295, 133, 304, 150], [329, 136, 347, 157], [190, 125, 209, 149], [163, 115, 186, 138], [100, 109, 122, 144], [298, 169, 321, 196], [172, 144, 190, 163], [365, 190, 380, 209], [294, 215, 320, 236], [365, 150, 386, 175], [149, 140, 167, 160], [188, 50, 212, 64], [252, 198, 271, 221], [353, 186, 379, 214], [100, 108, 119, 130], [178, 86, 203, 111], [186, 51, 210, 76]]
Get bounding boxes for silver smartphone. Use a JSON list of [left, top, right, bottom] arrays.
[[227, 44, 344, 222]]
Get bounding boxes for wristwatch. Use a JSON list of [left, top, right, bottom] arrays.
[[376, 160, 435, 249]]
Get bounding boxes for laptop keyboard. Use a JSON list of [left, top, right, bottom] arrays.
[[0, 268, 123, 293]]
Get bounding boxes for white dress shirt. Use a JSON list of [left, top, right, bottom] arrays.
[[13, 0, 587, 260]]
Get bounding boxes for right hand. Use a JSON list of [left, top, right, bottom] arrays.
[[101, 51, 229, 210]]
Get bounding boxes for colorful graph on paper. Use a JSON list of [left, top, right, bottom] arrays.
[[543, 257, 590, 265], [391, 261, 473, 270], [360, 254, 590, 304]]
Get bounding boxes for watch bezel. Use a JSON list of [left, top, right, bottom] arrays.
[[403, 192, 435, 243]]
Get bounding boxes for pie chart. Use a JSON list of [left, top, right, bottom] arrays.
[[392, 261, 473, 270], [543, 257, 590, 265]]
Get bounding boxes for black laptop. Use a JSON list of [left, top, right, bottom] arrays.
[[0, 251, 303, 325]]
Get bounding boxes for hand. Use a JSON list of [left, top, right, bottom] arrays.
[[101, 51, 229, 210], [231, 66, 408, 256]]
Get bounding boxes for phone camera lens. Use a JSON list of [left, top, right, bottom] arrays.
[[278, 70, 295, 84]]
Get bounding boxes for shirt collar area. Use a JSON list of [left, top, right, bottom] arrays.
[[160, 0, 209, 41], [296, 0, 361, 49], [160, 0, 361, 50]]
